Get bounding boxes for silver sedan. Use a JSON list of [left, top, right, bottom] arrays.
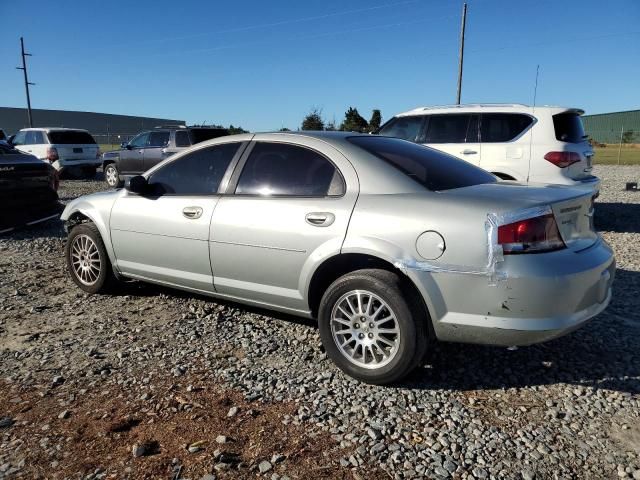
[[61, 132, 615, 384]]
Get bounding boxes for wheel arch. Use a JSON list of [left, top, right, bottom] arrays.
[[62, 205, 117, 268]]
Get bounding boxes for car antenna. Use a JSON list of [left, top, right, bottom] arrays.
[[528, 64, 540, 183]]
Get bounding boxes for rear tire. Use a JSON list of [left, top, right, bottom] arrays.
[[318, 269, 428, 385], [65, 223, 119, 294], [104, 163, 123, 188]]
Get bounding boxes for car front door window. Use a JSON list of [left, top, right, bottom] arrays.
[[129, 133, 149, 149]]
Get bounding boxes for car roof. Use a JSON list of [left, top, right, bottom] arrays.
[[19, 127, 91, 133], [395, 104, 585, 117]]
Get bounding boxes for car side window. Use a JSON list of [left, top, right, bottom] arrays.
[[175, 130, 191, 147], [25, 131, 41, 145], [129, 133, 149, 149], [12, 131, 27, 145], [235, 142, 345, 197], [147, 131, 170, 148], [480, 114, 533, 142], [378, 116, 425, 142], [147, 142, 241, 195], [424, 114, 473, 143]]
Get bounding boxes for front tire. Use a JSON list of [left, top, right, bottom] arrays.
[[65, 223, 118, 294], [318, 269, 428, 385], [104, 163, 123, 188]]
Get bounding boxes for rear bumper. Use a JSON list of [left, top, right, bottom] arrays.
[[53, 159, 102, 170], [408, 238, 615, 346]]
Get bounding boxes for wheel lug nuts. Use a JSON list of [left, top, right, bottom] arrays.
[[354, 323, 360, 328], [369, 323, 374, 328], [368, 333, 374, 339], [358, 333, 365, 339]]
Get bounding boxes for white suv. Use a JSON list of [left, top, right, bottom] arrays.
[[378, 104, 598, 191], [11, 128, 100, 178]]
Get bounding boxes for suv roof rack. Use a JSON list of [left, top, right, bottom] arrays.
[[416, 103, 530, 111], [154, 125, 187, 129]]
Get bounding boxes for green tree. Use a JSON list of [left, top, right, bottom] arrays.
[[279, 127, 291, 132], [301, 108, 325, 131], [368, 109, 382, 132], [622, 130, 635, 144], [228, 125, 248, 134], [340, 107, 369, 133]]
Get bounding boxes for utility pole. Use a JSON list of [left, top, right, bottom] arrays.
[[455, 3, 467, 105], [16, 37, 35, 127]]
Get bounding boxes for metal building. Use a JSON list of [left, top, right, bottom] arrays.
[[582, 109, 640, 144], [0, 107, 185, 144]]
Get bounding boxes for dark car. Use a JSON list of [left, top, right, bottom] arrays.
[[0, 141, 63, 233], [102, 125, 229, 187]]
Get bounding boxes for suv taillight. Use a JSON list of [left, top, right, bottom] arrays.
[[49, 167, 60, 191], [47, 147, 59, 163], [498, 213, 565, 254], [544, 151, 580, 168]]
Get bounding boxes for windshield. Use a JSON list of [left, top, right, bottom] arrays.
[[348, 136, 496, 191], [47, 130, 97, 144]]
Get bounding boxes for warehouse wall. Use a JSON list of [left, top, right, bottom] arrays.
[[582, 110, 640, 144], [0, 107, 185, 139]]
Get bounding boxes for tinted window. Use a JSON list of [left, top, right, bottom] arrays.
[[236, 143, 345, 197], [12, 131, 26, 145], [129, 133, 149, 148], [190, 128, 229, 144], [25, 131, 40, 145], [348, 136, 496, 191], [47, 130, 96, 144], [148, 131, 170, 147], [480, 114, 533, 142], [175, 130, 191, 147], [424, 114, 472, 143], [553, 113, 586, 143], [378, 116, 424, 142], [148, 143, 240, 195]]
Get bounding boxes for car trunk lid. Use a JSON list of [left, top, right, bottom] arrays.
[[46, 130, 99, 161]]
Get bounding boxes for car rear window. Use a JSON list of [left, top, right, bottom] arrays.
[[47, 130, 97, 144], [189, 128, 229, 145], [348, 136, 496, 191], [552, 113, 587, 143]]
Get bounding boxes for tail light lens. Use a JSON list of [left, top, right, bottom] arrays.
[[544, 151, 580, 168], [49, 168, 60, 191], [47, 147, 59, 163], [498, 214, 565, 254]]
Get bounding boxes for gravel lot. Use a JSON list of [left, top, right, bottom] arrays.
[[1, 166, 639, 480]]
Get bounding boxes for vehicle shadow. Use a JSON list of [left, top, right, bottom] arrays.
[[402, 267, 640, 395], [595, 202, 640, 233]]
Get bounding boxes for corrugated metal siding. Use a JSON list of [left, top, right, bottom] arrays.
[[582, 110, 640, 143], [0, 107, 185, 137]]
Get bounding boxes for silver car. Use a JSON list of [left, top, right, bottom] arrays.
[[61, 132, 615, 384]]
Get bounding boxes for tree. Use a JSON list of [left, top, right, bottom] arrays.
[[301, 108, 325, 131], [279, 127, 291, 132], [622, 130, 635, 144], [228, 125, 248, 134], [368, 109, 382, 132], [339, 107, 368, 133]]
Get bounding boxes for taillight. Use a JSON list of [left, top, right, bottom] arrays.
[[544, 151, 580, 168], [96, 148, 101, 159], [498, 214, 565, 254], [47, 147, 59, 163], [49, 168, 60, 191]]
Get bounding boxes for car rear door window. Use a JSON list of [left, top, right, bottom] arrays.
[[235, 142, 345, 197], [147, 131, 170, 147], [147, 142, 241, 195], [480, 114, 533, 142], [424, 114, 472, 143], [348, 135, 496, 191], [47, 131, 96, 144], [377, 116, 425, 142], [175, 130, 191, 147]]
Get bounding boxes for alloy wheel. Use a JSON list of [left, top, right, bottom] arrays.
[[70, 234, 101, 286]]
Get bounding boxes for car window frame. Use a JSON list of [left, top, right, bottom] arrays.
[[140, 141, 249, 197], [225, 140, 346, 199]]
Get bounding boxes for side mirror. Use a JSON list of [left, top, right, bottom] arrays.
[[8, 135, 15, 145], [120, 141, 127, 149], [126, 175, 148, 194], [125, 144, 133, 150]]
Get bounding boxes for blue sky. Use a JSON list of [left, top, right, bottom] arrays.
[[1, 0, 638, 131]]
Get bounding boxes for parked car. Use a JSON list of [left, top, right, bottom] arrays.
[[378, 104, 599, 192], [0, 140, 62, 233], [0, 129, 7, 141], [61, 132, 614, 384], [102, 125, 229, 188], [10, 127, 100, 178]]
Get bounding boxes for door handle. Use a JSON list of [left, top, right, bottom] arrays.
[[461, 149, 477, 155], [182, 206, 203, 219], [305, 212, 335, 227]]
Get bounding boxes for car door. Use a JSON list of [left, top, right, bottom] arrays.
[[119, 132, 148, 174], [479, 113, 533, 181], [209, 135, 359, 313], [423, 114, 481, 166], [143, 130, 171, 170], [109, 141, 246, 292]]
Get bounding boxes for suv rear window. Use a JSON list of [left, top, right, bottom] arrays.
[[47, 131, 96, 144], [552, 113, 586, 143], [349, 136, 496, 191], [189, 128, 229, 145]]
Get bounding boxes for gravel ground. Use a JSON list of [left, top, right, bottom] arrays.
[[1, 166, 639, 479]]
